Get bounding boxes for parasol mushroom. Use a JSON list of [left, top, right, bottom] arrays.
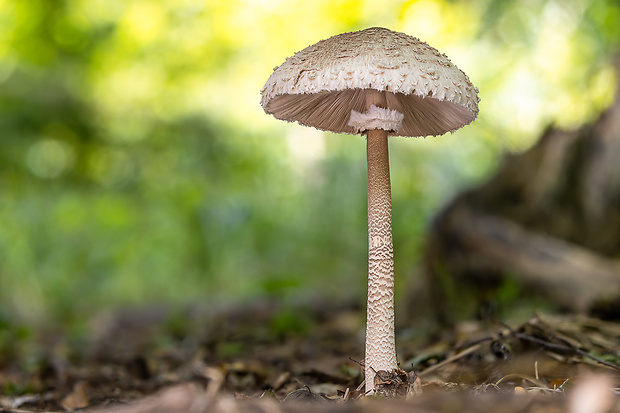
[[260, 27, 479, 396]]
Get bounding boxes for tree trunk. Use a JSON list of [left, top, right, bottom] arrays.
[[422, 59, 620, 323]]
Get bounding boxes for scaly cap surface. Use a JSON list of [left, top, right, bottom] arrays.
[[261, 27, 479, 137]]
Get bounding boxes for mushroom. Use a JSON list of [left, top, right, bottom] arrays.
[[260, 27, 479, 396]]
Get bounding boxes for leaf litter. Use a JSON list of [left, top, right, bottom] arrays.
[[1, 300, 620, 413]]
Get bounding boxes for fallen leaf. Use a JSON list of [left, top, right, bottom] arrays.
[[61, 380, 90, 411]]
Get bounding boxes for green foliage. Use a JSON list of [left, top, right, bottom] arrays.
[[0, 0, 618, 328], [0, 312, 31, 363], [268, 309, 314, 338]]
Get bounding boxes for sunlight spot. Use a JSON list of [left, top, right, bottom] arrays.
[[27, 139, 75, 179], [286, 127, 326, 186], [120, 1, 166, 44], [287, 127, 326, 167], [400, 0, 443, 40]]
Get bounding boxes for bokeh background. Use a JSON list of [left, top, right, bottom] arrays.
[[1, 0, 618, 334]]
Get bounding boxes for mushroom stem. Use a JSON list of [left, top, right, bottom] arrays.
[[364, 91, 397, 394]]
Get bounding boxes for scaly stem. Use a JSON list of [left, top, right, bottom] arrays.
[[364, 90, 397, 394]]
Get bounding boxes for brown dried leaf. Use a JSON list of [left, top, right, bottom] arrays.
[[61, 380, 90, 411]]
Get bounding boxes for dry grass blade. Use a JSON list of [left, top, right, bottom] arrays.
[[418, 343, 484, 377]]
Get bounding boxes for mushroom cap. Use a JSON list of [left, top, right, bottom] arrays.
[[261, 27, 480, 137]]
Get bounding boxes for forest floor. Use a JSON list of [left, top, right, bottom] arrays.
[[1, 298, 620, 413]]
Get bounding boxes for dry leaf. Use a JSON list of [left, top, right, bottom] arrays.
[[61, 380, 90, 411]]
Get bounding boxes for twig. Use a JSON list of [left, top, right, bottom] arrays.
[[512, 332, 620, 371], [419, 343, 483, 377]]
